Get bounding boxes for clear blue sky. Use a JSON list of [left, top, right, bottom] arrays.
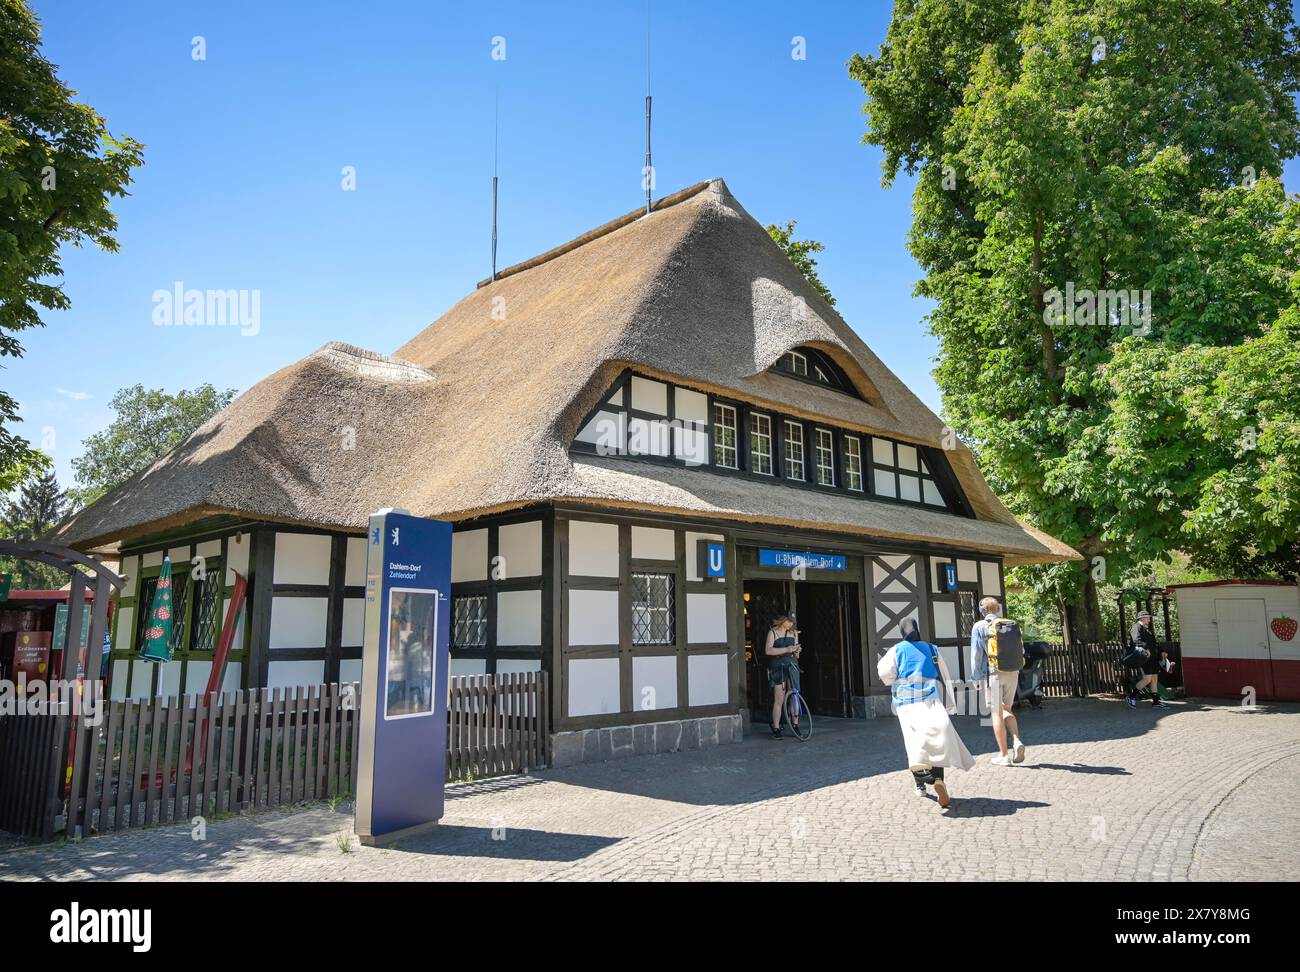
[[12, 0, 1300, 489]]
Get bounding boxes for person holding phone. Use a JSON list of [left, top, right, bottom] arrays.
[[764, 613, 801, 738]]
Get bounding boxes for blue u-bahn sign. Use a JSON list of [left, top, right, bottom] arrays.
[[758, 549, 847, 572], [355, 509, 452, 846]]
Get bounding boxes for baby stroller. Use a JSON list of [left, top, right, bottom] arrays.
[[1013, 640, 1049, 710]]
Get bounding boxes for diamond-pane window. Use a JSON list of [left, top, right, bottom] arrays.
[[189, 559, 223, 652], [631, 573, 674, 645], [453, 595, 487, 647], [135, 573, 189, 656]]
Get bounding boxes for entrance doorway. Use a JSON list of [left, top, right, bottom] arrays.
[[743, 578, 861, 721]]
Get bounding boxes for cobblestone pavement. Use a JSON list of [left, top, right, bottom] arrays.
[[2, 698, 1297, 882]]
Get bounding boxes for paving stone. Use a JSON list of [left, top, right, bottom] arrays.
[[1, 699, 1295, 882]]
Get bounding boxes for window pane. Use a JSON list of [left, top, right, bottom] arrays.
[[750, 413, 772, 475], [783, 421, 805, 480], [712, 404, 738, 469], [631, 573, 674, 645], [453, 595, 487, 647], [844, 436, 863, 491], [815, 429, 835, 486], [189, 560, 224, 653]]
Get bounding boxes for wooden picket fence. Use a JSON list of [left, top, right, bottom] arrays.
[[1, 672, 551, 842], [1037, 641, 1181, 698], [62, 683, 362, 839], [446, 672, 549, 782]]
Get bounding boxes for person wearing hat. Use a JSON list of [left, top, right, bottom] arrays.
[[1126, 610, 1167, 709], [764, 613, 802, 738]]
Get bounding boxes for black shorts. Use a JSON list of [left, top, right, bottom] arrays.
[[768, 657, 800, 692]]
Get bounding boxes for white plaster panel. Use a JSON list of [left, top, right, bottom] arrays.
[[272, 533, 331, 586], [450, 658, 488, 678], [630, 376, 669, 415], [496, 658, 542, 675], [195, 539, 221, 560], [269, 596, 328, 650], [897, 444, 919, 471], [119, 555, 139, 593], [568, 589, 619, 645], [339, 658, 364, 686], [113, 606, 135, 652], [567, 520, 619, 577], [568, 658, 621, 717], [872, 438, 894, 465], [687, 593, 728, 644], [898, 475, 921, 503], [874, 470, 897, 497], [142, 551, 163, 569], [497, 590, 542, 645], [674, 387, 708, 424], [576, 409, 624, 450], [342, 598, 364, 647], [631, 526, 675, 561], [932, 600, 958, 640], [632, 655, 678, 711], [129, 661, 154, 699], [109, 661, 128, 701], [605, 386, 624, 406], [168, 545, 191, 566], [627, 417, 671, 456], [673, 426, 709, 465], [185, 660, 212, 696], [980, 562, 1002, 597], [498, 520, 542, 577], [452, 529, 488, 583], [923, 480, 945, 506], [267, 660, 326, 691], [687, 654, 730, 707], [226, 534, 249, 578], [957, 559, 979, 583], [344, 536, 368, 587]]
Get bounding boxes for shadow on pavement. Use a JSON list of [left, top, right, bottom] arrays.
[[1025, 762, 1131, 775], [942, 797, 1051, 818], [387, 824, 617, 862]]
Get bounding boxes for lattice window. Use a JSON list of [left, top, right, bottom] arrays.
[[750, 412, 773, 475], [712, 403, 738, 469], [188, 559, 224, 653], [135, 572, 189, 657], [453, 595, 488, 647], [783, 420, 805, 480], [631, 573, 674, 645]]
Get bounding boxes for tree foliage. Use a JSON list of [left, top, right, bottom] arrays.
[[766, 220, 836, 307], [0, 0, 144, 488], [1, 468, 70, 587], [70, 384, 236, 508], [851, 0, 1300, 633]]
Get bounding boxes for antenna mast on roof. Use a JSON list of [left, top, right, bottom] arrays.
[[644, 0, 652, 216], [491, 87, 500, 281]]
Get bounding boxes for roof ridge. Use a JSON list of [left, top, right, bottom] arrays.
[[313, 341, 437, 382], [475, 179, 718, 289]]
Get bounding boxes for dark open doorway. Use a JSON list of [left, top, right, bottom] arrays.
[[743, 578, 861, 721]]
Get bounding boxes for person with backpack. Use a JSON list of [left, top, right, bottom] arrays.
[[877, 617, 974, 808], [1123, 610, 1168, 709], [969, 597, 1027, 766]]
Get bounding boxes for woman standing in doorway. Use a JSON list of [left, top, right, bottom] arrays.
[[876, 617, 974, 808], [765, 614, 801, 738]]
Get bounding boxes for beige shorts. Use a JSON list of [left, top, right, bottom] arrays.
[[986, 671, 1018, 712]]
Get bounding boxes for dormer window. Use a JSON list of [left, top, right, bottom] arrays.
[[771, 346, 860, 398]]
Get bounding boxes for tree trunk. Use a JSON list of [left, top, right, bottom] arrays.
[[1062, 572, 1104, 645]]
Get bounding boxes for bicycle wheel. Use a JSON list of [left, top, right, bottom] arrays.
[[784, 689, 812, 741]]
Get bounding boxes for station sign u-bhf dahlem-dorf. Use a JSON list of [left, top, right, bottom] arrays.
[[354, 509, 452, 846]]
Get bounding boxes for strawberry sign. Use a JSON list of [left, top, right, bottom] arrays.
[[1270, 615, 1297, 642]]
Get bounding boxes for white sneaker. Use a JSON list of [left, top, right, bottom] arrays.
[[1012, 738, 1026, 763], [990, 754, 1014, 766]]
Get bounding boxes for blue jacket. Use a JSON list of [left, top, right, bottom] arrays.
[[888, 640, 941, 706], [969, 615, 995, 680]]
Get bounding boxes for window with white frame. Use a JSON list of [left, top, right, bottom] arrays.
[[452, 595, 487, 647], [631, 573, 674, 645], [781, 351, 808, 376], [844, 435, 864, 491], [749, 413, 773, 475], [814, 428, 836, 486], [783, 420, 805, 480], [712, 403, 738, 469], [869, 437, 947, 507]]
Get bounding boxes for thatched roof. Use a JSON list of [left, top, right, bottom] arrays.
[[56, 179, 1078, 565]]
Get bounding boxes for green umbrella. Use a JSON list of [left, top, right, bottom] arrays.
[[139, 557, 176, 663]]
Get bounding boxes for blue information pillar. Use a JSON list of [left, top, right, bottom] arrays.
[[354, 509, 452, 846]]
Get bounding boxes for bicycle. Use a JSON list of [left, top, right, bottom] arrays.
[[780, 661, 813, 741]]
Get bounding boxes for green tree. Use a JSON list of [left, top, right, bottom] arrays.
[[766, 220, 836, 307], [1, 468, 70, 587], [850, 0, 1300, 639], [0, 0, 144, 490], [70, 384, 236, 507]]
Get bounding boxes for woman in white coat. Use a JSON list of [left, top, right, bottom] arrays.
[[876, 617, 975, 808]]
